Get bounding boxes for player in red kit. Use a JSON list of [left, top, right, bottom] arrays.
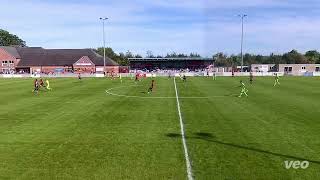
[[33, 79, 39, 94], [39, 78, 45, 88]]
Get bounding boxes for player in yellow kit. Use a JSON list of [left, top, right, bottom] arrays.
[[46, 79, 52, 90], [239, 80, 248, 97], [274, 73, 280, 86]]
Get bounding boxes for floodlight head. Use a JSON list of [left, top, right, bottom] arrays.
[[100, 17, 108, 20]]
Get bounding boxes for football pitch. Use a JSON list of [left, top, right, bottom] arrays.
[[0, 76, 319, 179]]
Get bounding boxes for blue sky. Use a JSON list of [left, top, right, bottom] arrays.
[[1, 0, 320, 57]]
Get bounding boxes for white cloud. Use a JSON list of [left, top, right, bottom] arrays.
[[0, 0, 320, 56], [201, 15, 320, 55]]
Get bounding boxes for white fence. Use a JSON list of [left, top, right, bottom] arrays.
[[0, 73, 103, 78], [2, 71, 320, 78], [313, 72, 320, 76]]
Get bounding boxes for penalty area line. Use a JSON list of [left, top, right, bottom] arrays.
[[173, 77, 194, 180]]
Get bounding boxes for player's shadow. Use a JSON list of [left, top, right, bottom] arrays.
[[194, 132, 215, 138], [166, 133, 181, 138], [224, 94, 239, 97], [166, 132, 320, 165], [166, 132, 215, 139]]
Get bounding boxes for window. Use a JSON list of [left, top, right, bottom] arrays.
[[2, 61, 8, 66], [2, 60, 14, 67], [301, 66, 306, 70], [284, 67, 292, 72], [2, 68, 9, 74], [316, 67, 320, 72]]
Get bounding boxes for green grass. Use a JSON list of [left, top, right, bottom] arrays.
[[0, 76, 320, 179]]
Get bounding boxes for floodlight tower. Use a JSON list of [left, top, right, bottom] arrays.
[[100, 17, 108, 74], [238, 14, 247, 73]]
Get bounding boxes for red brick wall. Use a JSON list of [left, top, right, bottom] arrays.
[[73, 65, 95, 73], [96, 66, 119, 73], [30, 66, 71, 73], [0, 48, 19, 73]]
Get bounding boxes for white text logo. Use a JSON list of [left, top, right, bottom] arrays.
[[284, 161, 309, 169]]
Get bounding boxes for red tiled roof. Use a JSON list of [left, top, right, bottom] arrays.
[[1, 47, 118, 67]]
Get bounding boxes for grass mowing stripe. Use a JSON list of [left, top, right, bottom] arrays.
[[173, 77, 194, 180]]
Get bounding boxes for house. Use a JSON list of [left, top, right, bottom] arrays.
[[0, 46, 118, 74]]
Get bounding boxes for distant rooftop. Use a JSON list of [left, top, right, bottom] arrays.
[[0, 46, 118, 66]]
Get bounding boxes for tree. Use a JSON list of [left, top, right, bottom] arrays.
[[165, 52, 177, 58], [214, 52, 234, 67], [95, 47, 117, 60], [243, 53, 255, 65], [177, 53, 188, 57], [305, 50, 320, 64], [134, 54, 142, 58], [255, 55, 264, 64], [125, 50, 134, 58], [268, 53, 283, 64], [190, 52, 201, 57], [95, 47, 129, 66], [146, 50, 154, 58], [0, 29, 26, 47], [118, 52, 129, 65], [229, 55, 240, 67], [282, 50, 308, 64]]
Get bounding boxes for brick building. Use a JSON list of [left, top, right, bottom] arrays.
[[0, 46, 118, 74]]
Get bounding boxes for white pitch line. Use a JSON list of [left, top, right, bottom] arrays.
[[173, 77, 194, 180]]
